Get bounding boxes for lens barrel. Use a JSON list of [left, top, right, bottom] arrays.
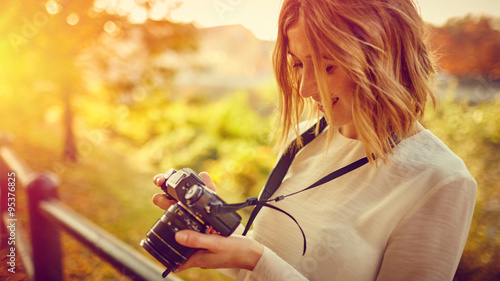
[[141, 203, 207, 276]]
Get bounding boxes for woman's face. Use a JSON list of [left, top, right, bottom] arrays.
[[287, 21, 358, 139]]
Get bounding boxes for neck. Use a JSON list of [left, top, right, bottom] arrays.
[[406, 122, 425, 138], [339, 123, 359, 140]]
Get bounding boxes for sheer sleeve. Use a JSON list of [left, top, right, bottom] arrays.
[[235, 246, 309, 281], [376, 174, 476, 281], [217, 227, 310, 280]]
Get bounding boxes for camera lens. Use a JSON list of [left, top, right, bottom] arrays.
[[141, 203, 207, 275]]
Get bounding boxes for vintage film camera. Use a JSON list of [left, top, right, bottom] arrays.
[[140, 168, 242, 277]]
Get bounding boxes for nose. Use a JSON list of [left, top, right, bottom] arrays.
[[298, 65, 319, 99]]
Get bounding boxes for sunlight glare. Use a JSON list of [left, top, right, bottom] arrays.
[[45, 0, 62, 15], [94, 0, 108, 12], [104, 0, 120, 15], [149, 2, 169, 21], [117, 0, 136, 17], [130, 8, 148, 24], [44, 105, 63, 124], [103, 21, 120, 36], [67, 13, 80, 26]]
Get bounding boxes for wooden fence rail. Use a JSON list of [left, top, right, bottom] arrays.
[[0, 136, 181, 281]]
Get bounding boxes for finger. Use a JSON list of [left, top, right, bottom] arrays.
[[174, 231, 224, 271], [174, 250, 204, 272], [175, 229, 223, 250], [152, 193, 176, 210], [153, 173, 166, 187], [198, 172, 216, 192], [174, 234, 263, 271], [176, 250, 214, 272]]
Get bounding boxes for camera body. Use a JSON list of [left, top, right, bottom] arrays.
[[141, 168, 242, 277]]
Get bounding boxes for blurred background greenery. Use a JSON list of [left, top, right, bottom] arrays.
[[0, 1, 499, 280]]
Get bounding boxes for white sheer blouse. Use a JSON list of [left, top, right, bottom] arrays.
[[224, 125, 476, 281]]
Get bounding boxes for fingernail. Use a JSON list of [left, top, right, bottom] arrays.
[[153, 194, 158, 205], [176, 232, 187, 243], [208, 227, 217, 234]]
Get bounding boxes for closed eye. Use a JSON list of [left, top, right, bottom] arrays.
[[326, 65, 336, 74]]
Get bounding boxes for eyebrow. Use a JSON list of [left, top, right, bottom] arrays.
[[288, 51, 335, 61]]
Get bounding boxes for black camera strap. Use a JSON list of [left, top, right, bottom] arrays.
[[210, 118, 369, 255]]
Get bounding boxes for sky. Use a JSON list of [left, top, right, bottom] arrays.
[[169, 0, 500, 40]]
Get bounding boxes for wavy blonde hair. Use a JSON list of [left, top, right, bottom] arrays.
[[273, 0, 437, 163]]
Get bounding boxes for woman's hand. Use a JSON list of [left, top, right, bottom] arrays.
[[174, 230, 264, 272], [152, 171, 216, 210], [151, 171, 264, 271]]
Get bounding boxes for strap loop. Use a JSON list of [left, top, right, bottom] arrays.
[[274, 195, 285, 202]]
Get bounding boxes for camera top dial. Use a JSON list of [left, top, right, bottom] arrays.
[[185, 185, 203, 206], [161, 168, 205, 202]]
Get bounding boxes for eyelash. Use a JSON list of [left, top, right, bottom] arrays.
[[292, 63, 336, 74], [326, 65, 336, 73]]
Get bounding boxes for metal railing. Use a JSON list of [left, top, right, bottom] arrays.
[[0, 135, 182, 281]]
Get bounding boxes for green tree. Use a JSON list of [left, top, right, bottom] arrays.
[[0, 0, 196, 162]]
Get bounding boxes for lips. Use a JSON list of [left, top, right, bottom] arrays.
[[318, 97, 339, 112]]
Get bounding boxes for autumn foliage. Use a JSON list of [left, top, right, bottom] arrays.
[[429, 15, 500, 79]]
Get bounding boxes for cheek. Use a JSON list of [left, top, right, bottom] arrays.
[[330, 80, 356, 115], [328, 77, 356, 99]]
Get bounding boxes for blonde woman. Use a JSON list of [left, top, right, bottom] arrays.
[[152, 0, 476, 280]]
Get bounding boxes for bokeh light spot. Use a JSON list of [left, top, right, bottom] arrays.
[[103, 21, 120, 36], [45, 0, 61, 15], [67, 13, 80, 26]]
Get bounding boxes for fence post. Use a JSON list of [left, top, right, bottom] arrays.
[[27, 173, 63, 281]]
